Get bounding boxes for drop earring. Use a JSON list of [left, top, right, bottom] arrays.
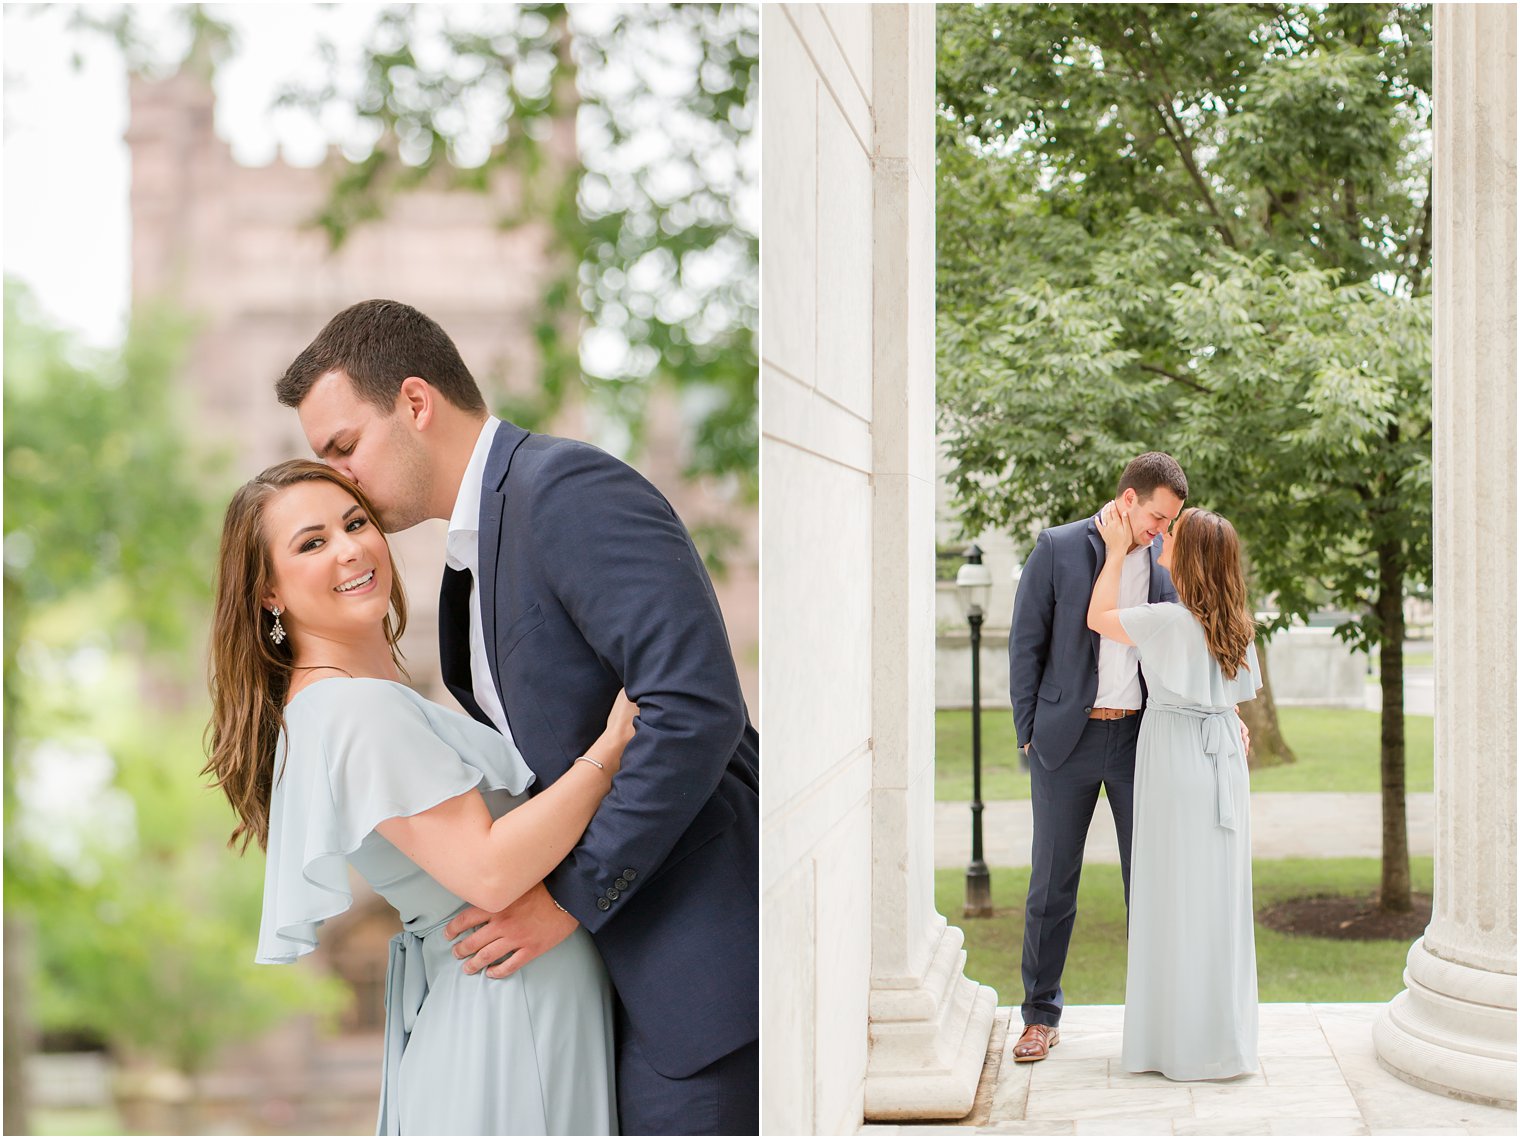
[[269, 607, 286, 645]]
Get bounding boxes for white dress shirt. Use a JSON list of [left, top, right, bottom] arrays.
[[444, 416, 517, 745], [1094, 536, 1151, 710]]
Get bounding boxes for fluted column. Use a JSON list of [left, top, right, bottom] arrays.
[[1372, 3, 1517, 1108], [864, 4, 996, 1120]]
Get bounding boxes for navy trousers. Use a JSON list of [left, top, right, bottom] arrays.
[[615, 1012, 758, 1136], [1020, 715, 1140, 1027]]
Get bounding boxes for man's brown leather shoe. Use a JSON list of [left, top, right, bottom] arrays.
[[1012, 1023, 1060, 1062]]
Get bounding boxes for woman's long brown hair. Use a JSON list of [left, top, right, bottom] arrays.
[[203, 460, 408, 853], [1169, 508, 1257, 680]]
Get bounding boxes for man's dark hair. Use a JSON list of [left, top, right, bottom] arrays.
[[276, 299, 488, 414], [1117, 452, 1189, 502]]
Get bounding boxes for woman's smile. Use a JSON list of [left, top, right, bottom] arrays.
[[335, 569, 377, 594]]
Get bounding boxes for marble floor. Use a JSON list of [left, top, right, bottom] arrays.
[[860, 1004, 1516, 1137]]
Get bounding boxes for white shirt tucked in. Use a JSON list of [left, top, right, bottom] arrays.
[[444, 416, 516, 745], [1094, 537, 1151, 710]]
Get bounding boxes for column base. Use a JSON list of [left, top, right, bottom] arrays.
[[864, 921, 998, 1121], [1373, 936, 1517, 1108]]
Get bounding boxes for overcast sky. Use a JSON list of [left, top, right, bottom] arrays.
[[7, 6, 127, 345]]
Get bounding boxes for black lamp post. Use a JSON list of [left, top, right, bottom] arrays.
[[956, 544, 993, 919]]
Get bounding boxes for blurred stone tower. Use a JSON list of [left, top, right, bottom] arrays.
[[125, 55, 758, 706]]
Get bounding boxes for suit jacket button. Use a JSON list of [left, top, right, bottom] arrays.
[[606, 887, 620, 901], [614, 877, 629, 890], [622, 868, 637, 880], [596, 897, 611, 911], [1084, 706, 1093, 714]]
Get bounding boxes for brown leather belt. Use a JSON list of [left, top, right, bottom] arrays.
[[1089, 707, 1140, 721]]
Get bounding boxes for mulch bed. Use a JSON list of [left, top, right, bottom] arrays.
[[1257, 892, 1433, 941]]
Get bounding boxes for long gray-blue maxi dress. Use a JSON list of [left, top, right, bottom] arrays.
[[1117, 603, 1262, 1081], [255, 677, 617, 1135]]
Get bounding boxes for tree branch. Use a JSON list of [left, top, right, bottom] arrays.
[[1344, 180, 1362, 250], [1264, 185, 1295, 231], [1407, 171, 1433, 294], [1121, 13, 1239, 249], [1139, 362, 1211, 394], [1156, 109, 1240, 248]]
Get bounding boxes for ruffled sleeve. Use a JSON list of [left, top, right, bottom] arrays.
[[1119, 603, 1263, 707], [1118, 601, 1188, 651], [255, 679, 535, 964]]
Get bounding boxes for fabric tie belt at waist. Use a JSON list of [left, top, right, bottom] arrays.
[[378, 908, 463, 1134], [1146, 701, 1241, 832]]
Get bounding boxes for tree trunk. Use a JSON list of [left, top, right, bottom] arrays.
[[1376, 545, 1412, 912], [1241, 635, 1298, 769]]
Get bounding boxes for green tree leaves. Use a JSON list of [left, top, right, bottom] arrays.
[[936, 3, 1432, 648], [3, 283, 210, 650], [280, 4, 759, 494], [937, 3, 1432, 905], [4, 284, 341, 1078]]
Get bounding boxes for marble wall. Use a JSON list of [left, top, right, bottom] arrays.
[[761, 7, 994, 1133], [760, 6, 876, 1131]]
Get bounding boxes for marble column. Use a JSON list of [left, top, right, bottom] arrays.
[[758, 4, 878, 1132], [863, 4, 997, 1121], [1372, 3, 1517, 1108]]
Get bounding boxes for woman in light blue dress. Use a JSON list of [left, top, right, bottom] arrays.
[[205, 460, 629, 1135], [1088, 504, 1262, 1081]]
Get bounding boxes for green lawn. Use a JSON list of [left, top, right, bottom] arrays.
[[31, 1109, 123, 1136], [935, 707, 1434, 800], [940, 856, 1433, 1006]]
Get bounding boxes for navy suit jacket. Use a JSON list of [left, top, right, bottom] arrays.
[[1008, 515, 1177, 770], [438, 421, 759, 1079]]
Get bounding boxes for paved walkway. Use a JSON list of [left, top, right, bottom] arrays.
[[861, 1004, 1515, 1136], [936, 792, 1435, 869], [941, 652, 1436, 869]]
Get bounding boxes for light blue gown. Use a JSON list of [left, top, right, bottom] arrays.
[[255, 678, 617, 1135], [1117, 603, 1262, 1081]]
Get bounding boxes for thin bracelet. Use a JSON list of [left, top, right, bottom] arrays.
[[574, 755, 605, 771]]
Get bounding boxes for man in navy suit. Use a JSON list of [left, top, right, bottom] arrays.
[[1006, 453, 1188, 1063], [278, 300, 758, 1135]]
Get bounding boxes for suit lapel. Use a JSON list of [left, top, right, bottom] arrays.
[[1085, 518, 1105, 661], [476, 421, 532, 712], [1146, 538, 1167, 602]]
